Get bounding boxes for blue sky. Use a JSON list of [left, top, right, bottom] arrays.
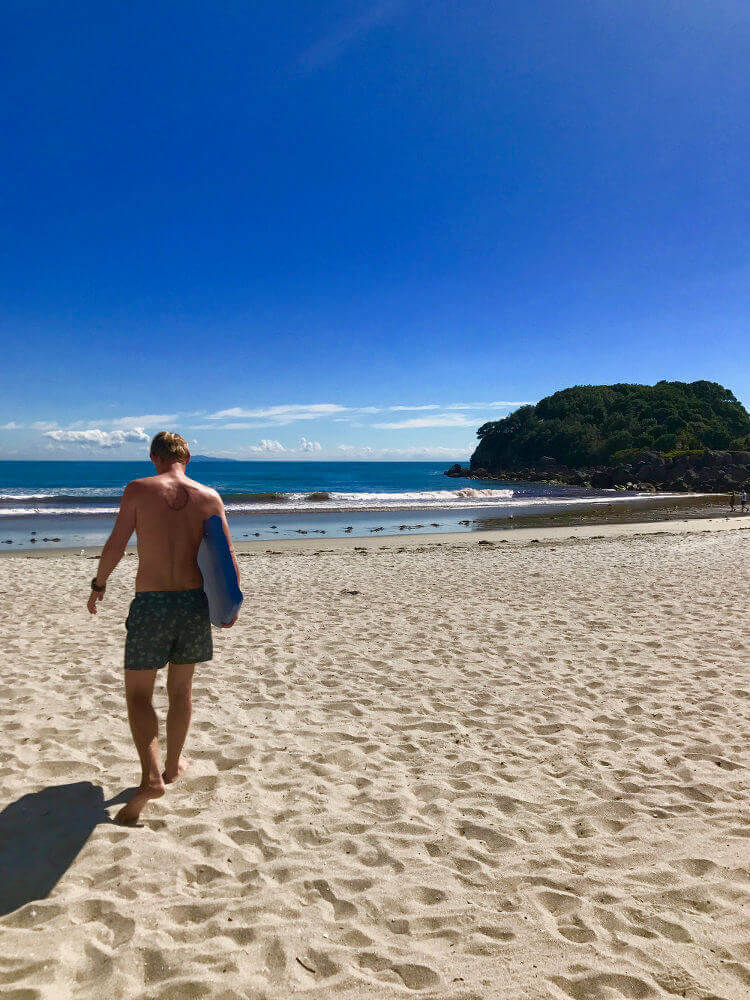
[[2, 1, 748, 460]]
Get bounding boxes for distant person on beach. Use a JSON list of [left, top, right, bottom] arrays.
[[742, 490, 749, 513], [729, 492, 736, 512], [86, 432, 239, 824]]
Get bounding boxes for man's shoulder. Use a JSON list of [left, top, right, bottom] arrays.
[[124, 476, 156, 493], [190, 480, 223, 509], [183, 476, 219, 497]]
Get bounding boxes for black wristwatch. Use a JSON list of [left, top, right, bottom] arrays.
[[90, 577, 106, 593]]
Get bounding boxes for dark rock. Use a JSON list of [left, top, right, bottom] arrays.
[[591, 470, 615, 488], [445, 464, 471, 478], [450, 447, 749, 492]]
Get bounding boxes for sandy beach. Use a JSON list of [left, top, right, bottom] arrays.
[[1, 519, 749, 999]]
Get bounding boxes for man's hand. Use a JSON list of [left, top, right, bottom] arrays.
[[221, 614, 238, 629], [87, 589, 104, 615]]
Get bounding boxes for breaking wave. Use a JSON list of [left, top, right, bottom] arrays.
[[0, 488, 516, 517]]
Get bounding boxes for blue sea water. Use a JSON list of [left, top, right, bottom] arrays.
[[0, 460, 639, 549], [0, 460, 492, 506]]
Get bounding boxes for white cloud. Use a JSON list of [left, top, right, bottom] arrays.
[[298, 437, 323, 452], [31, 420, 59, 431], [388, 404, 441, 412], [112, 413, 180, 429], [208, 404, 347, 425], [444, 401, 529, 410], [248, 439, 286, 454], [44, 427, 150, 449], [373, 413, 477, 429], [337, 444, 376, 457], [0, 421, 21, 430], [198, 399, 529, 430], [337, 444, 470, 459]]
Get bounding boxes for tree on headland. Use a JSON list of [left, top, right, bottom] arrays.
[[470, 381, 750, 472]]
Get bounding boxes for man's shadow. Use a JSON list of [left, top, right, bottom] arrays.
[[0, 781, 135, 916]]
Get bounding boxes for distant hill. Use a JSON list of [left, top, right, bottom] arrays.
[[189, 454, 238, 462], [468, 381, 750, 472]]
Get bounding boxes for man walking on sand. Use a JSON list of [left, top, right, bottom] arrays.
[[87, 432, 239, 824]]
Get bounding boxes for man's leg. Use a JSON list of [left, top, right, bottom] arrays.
[[116, 668, 166, 824], [164, 662, 195, 783]]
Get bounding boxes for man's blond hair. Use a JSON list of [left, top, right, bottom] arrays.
[[150, 431, 190, 464]]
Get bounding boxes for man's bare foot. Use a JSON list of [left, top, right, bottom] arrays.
[[163, 757, 190, 784], [114, 780, 166, 825]]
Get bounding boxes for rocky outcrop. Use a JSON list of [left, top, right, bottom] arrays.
[[445, 450, 750, 492]]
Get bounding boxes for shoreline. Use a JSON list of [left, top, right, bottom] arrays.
[[0, 492, 738, 554], [3, 511, 746, 560]]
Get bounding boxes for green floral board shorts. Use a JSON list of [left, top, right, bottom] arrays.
[[125, 588, 213, 671]]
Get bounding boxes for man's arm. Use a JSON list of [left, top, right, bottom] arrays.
[[87, 483, 137, 614]]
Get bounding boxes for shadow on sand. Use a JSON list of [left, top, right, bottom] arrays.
[[0, 781, 135, 916]]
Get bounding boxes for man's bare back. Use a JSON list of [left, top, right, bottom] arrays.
[[130, 471, 225, 591], [87, 467, 237, 598]]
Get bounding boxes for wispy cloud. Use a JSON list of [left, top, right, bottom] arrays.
[[112, 413, 180, 430], [373, 413, 478, 429], [44, 427, 150, 449], [298, 1, 407, 74], [443, 401, 529, 410], [201, 400, 527, 429], [337, 444, 471, 459], [15, 398, 528, 446], [388, 404, 441, 412], [208, 404, 347, 425]]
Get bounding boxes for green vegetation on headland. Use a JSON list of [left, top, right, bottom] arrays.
[[446, 381, 750, 491]]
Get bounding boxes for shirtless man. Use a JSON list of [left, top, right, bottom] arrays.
[[87, 431, 239, 824]]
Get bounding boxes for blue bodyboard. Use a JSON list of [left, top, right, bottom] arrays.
[[197, 515, 243, 626]]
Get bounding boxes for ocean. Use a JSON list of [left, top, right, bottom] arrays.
[[0, 460, 652, 549]]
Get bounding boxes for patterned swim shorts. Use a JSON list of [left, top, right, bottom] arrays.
[[124, 588, 213, 671]]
